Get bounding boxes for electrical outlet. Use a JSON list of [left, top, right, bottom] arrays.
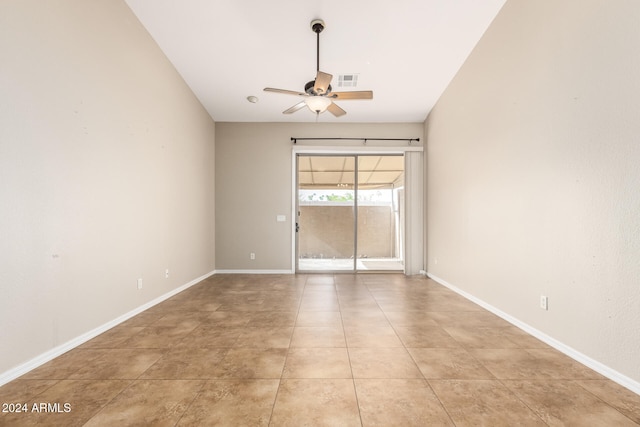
[[165, 269, 169, 279], [137, 278, 143, 290], [250, 252, 256, 260], [540, 295, 548, 310]]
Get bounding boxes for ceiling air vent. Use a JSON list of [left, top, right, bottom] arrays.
[[337, 74, 358, 88]]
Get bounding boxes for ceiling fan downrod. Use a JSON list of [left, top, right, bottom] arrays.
[[310, 19, 325, 72]]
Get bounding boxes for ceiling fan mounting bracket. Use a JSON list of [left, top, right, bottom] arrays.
[[310, 19, 325, 34]]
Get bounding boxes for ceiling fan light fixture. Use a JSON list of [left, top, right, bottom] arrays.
[[304, 96, 332, 113]]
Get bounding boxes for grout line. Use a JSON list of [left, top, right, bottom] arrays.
[[340, 273, 365, 427], [266, 272, 308, 425]]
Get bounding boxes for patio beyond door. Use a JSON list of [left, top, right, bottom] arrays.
[[296, 154, 404, 272]]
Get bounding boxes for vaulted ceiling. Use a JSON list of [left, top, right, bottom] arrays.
[[125, 0, 506, 123]]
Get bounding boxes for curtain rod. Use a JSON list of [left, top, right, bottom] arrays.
[[291, 137, 420, 145]]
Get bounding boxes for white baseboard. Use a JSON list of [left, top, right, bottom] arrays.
[[425, 272, 640, 395], [0, 270, 215, 387], [213, 269, 294, 274]]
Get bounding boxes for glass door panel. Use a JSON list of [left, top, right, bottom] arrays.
[[297, 155, 356, 272], [356, 155, 404, 271]]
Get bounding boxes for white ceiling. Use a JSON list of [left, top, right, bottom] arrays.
[[124, 0, 506, 123]]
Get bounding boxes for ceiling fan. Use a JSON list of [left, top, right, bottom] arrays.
[[263, 19, 373, 117]]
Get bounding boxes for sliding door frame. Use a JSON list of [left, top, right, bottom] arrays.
[[292, 145, 424, 274]]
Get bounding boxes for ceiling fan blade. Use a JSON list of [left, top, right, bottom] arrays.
[[313, 71, 333, 95], [283, 101, 307, 114], [327, 102, 346, 117], [329, 91, 373, 100], [264, 87, 307, 97]]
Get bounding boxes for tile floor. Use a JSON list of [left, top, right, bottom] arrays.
[[1, 274, 639, 426]]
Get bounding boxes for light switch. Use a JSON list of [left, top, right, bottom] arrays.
[[277, 215, 286, 222]]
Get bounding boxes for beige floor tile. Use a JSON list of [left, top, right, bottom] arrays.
[[165, 298, 222, 312], [247, 311, 298, 327], [68, 349, 165, 380], [426, 294, 485, 311], [395, 325, 461, 348], [20, 349, 105, 380], [304, 275, 336, 287], [145, 298, 196, 313], [119, 324, 198, 348], [212, 348, 287, 378], [349, 347, 422, 379], [0, 379, 130, 427], [151, 311, 211, 328], [374, 299, 423, 312], [443, 326, 523, 349], [177, 379, 279, 426], [505, 380, 639, 426], [283, 348, 352, 378], [260, 301, 304, 312], [340, 310, 390, 327], [408, 347, 495, 379], [302, 287, 338, 296], [203, 311, 253, 327], [336, 287, 373, 296], [118, 311, 166, 327], [576, 380, 640, 424], [234, 327, 293, 348], [344, 325, 403, 347], [384, 311, 440, 327], [430, 379, 547, 426], [270, 379, 361, 426], [355, 379, 454, 426], [215, 302, 266, 311], [0, 379, 59, 402], [139, 347, 228, 379], [290, 326, 346, 347], [84, 379, 203, 426], [299, 298, 340, 312], [470, 348, 604, 380], [2, 273, 628, 426], [379, 294, 482, 312], [501, 327, 550, 349], [78, 326, 146, 349], [338, 297, 380, 311], [177, 326, 241, 347], [429, 310, 511, 328], [295, 311, 342, 327]]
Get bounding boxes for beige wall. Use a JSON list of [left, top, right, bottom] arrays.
[[426, 0, 640, 387], [0, 1, 216, 377], [215, 122, 422, 271]]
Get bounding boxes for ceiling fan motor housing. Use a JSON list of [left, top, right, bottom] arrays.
[[305, 80, 332, 96]]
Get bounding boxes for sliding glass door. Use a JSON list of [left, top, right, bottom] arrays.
[[296, 154, 404, 272], [355, 155, 404, 271]]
